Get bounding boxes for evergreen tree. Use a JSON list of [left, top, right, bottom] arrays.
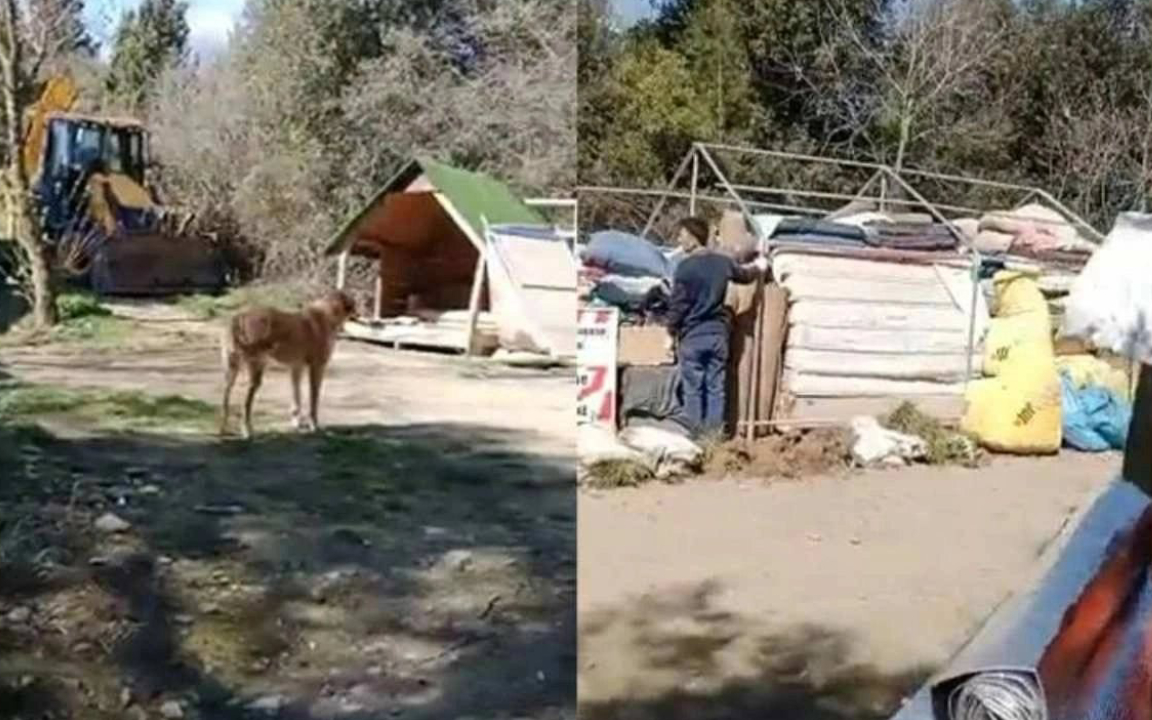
[[105, 0, 189, 109]]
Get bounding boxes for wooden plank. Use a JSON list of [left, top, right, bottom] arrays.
[[465, 246, 488, 356], [373, 272, 383, 320], [755, 285, 789, 437], [726, 283, 789, 437], [337, 250, 349, 289], [342, 319, 498, 353]]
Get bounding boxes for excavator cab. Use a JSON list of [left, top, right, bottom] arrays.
[[34, 113, 155, 240]]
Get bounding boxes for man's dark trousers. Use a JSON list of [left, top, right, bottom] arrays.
[[678, 329, 728, 435]]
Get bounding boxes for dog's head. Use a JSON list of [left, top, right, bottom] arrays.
[[318, 290, 358, 325]]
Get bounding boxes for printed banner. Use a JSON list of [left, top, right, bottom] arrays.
[[577, 306, 618, 429]]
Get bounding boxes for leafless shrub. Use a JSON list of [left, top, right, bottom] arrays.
[[145, 0, 573, 287]]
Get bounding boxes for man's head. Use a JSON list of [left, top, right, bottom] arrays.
[[675, 216, 710, 252]]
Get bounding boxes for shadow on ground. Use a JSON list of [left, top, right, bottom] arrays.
[[0, 416, 575, 719], [578, 582, 930, 720]]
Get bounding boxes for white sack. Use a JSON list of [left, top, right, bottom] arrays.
[[579, 425, 649, 467], [850, 416, 927, 466], [620, 425, 703, 479]]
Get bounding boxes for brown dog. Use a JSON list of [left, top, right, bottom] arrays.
[[220, 290, 357, 438]]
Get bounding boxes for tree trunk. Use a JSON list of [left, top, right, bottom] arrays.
[[0, 0, 55, 329], [16, 215, 55, 328], [893, 113, 913, 175]]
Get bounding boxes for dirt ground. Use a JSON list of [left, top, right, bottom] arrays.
[[578, 451, 1120, 720], [0, 303, 575, 720]]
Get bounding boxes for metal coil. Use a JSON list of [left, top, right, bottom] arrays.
[[948, 671, 1046, 720]]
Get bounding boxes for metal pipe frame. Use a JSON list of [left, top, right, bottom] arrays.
[[577, 185, 829, 217], [583, 141, 1099, 430]]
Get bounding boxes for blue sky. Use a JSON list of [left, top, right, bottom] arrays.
[[612, 0, 655, 25], [85, 0, 244, 56]]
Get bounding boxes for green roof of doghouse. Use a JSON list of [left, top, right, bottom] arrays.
[[324, 157, 546, 255]]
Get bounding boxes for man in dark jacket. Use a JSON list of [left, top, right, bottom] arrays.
[[666, 216, 768, 437]]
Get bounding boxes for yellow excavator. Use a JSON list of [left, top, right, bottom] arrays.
[[22, 75, 225, 295]]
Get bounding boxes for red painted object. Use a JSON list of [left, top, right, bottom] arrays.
[[1039, 507, 1152, 720]]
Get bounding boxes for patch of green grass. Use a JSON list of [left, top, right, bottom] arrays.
[[174, 283, 308, 320], [51, 314, 132, 346], [0, 383, 86, 416], [0, 381, 217, 433], [173, 293, 231, 320], [583, 459, 654, 489], [317, 430, 409, 487], [56, 292, 111, 322], [0, 292, 128, 347], [883, 402, 979, 467]]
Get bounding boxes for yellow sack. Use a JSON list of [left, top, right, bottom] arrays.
[[965, 270, 1062, 454], [962, 364, 1062, 454], [984, 320, 1054, 376], [983, 272, 1052, 377], [1056, 355, 1134, 401], [992, 270, 1047, 317]]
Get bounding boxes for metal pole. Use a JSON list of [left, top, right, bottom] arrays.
[[696, 146, 761, 237], [727, 182, 987, 217], [579, 185, 827, 215], [640, 147, 696, 240], [964, 252, 981, 389], [690, 152, 700, 216], [699, 141, 886, 174]]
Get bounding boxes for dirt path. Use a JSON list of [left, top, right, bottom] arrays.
[[0, 311, 572, 459], [577, 453, 1119, 720], [0, 312, 575, 720]]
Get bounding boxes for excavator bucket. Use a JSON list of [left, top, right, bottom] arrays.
[[89, 230, 226, 296], [82, 173, 226, 296]]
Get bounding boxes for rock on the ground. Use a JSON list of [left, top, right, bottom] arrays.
[[95, 512, 131, 533], [159, 700, 184, 718], [248, 694, 287, 713], [444, 549, 474, 572], [5, 606, 31, 623]]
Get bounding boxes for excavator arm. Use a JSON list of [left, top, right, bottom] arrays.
[[22, 74, 78, 182]]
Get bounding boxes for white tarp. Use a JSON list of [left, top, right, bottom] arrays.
[[1065, 212, 1152, 361], [486, 224, 577, 358]]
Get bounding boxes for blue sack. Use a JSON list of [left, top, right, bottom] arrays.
[[1060, 371, 1133, 452], [583, 231, 673, 279]]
